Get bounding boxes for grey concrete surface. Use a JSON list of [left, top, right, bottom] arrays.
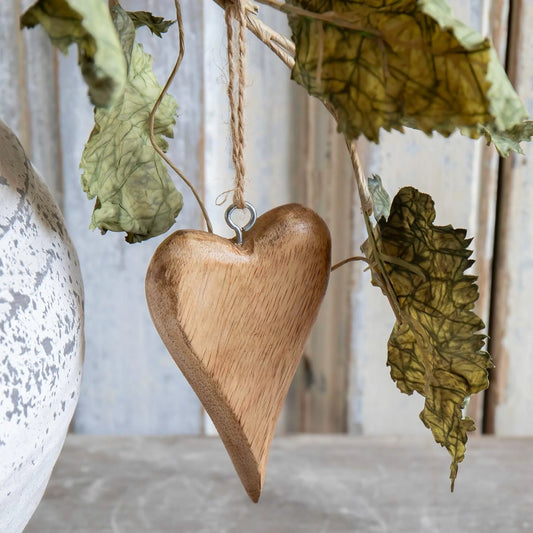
[[26, 435, 533, 532]]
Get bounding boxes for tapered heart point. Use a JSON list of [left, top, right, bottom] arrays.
[[146, 204, 331, 501]]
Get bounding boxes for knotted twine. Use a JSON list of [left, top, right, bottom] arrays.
[[225, 0, 248, 209]]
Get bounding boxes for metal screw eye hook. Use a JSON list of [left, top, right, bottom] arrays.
[[224, 202, 257, 245]]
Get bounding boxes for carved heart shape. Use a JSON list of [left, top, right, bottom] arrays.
[[145, 204, 331, 502]]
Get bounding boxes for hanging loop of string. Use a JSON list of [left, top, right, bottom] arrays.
[[225, 0, 248, 210]]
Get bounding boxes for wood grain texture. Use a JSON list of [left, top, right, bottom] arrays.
[[201, 2, 299, 436], [486, 0, 533, 435], [145, 204, 331, 501], [285, 94, 355, 433]]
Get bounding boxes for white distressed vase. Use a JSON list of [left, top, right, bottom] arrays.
[[0, 120, 84, 532]]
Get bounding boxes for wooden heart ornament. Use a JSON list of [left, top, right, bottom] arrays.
[[145, 204, 331, 502]]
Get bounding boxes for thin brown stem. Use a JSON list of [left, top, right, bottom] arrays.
[[253, 0, 381, 36], [363, 211, 402, 322], [320, 101, 374, 216], [331, 256, 369, 272], [149, 0, 213, 233], [212, 0, 295, 68], [245, 10, 295, 67], [268, 26, 295, 54], [346, 137, 373, 215]]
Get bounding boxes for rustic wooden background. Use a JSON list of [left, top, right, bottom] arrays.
[[1, 0, 530, 436]]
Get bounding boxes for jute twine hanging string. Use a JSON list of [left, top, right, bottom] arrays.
[[225, 0, 248, 210]]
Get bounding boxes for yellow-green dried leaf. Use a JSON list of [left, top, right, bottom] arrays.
[[362, 186, 492, 490], [288, 0, 531, 153], [128, 11, 175, 37], [21, 0, 126, 108], [80, 42, 182, 243]]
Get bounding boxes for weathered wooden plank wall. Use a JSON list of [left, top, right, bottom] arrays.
[[486, 0, 533, 435], [284, 96, 355, 433], [0, 1, 62, 200], [60, 0, 207, 434], [2, 0, 532, 437], [55, 0, 300, 435], [346, 0, 506, 435]]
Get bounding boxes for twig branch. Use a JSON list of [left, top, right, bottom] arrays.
[[319, 100, 374, 216], [245, 8, 295, 68], [212, 0, 295, 69], [331, 256, 369, 271], [346, 137, 373, 215], [212, 1, 373, 216], [253, 0, 380, 36], [362, 211, 402, 322]]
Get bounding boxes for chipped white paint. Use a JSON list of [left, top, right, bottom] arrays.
[[0, 120, 84, 532]]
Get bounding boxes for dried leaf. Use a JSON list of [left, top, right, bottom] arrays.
[[368, 174, 391, 221], [362, 186, 492, 490], [80, 9, 182, 243], [478, 121, 533, 157], [288, 0, 531, 153], [21, 0, 126, 108], [127, 11, 175, 37], [111, 4, 136, 70]]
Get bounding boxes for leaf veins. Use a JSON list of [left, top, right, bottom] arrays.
[[362, 186, 492, 490], [80, 6, 182, 243], [288, 0, 532, 154]]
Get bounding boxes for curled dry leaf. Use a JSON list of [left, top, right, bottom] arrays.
[[362, 186, 492, 490], [478, 122, 533, 157], [80, 7, 182, 243], [288, 0, 532, 154], [21, 0, 126, 108], [127, 11, 175, 37]]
